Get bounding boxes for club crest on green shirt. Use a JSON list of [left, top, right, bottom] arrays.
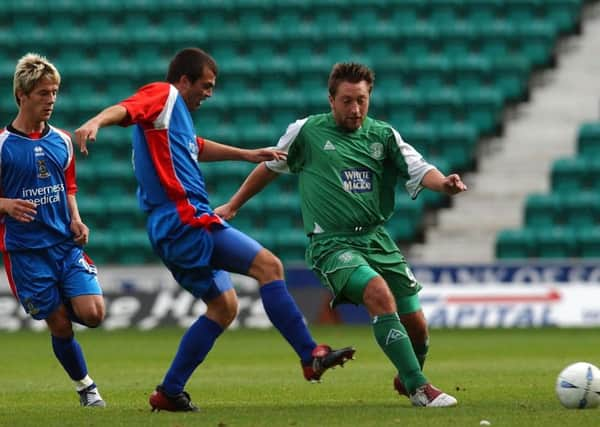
[[369, 142, 384, 160]]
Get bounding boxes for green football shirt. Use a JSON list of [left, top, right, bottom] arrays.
[[266, 113, 435, 235]]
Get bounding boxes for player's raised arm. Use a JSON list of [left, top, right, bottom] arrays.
[[214, 163, 279, 220], [75, 104, 128, 155]]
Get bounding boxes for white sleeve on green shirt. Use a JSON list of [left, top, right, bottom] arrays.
[[265, 118, 308, 174], [391, 128, 436, 199]]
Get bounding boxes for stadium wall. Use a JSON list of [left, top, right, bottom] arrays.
[[1, 264, 600, 331]]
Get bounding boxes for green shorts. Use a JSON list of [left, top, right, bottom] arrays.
[[306, 226, 422, 308]]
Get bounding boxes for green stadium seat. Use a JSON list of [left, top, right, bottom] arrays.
[[577, 122, 600, 158], [275, 235, 307, 264], [463, 0, 504, 28], [423, 87, 461, 128], [387, 196, 424, 242], [496, 228, 535, 259], [399, 123, 436, 158], [462, 87, 503, 135], [116, 230, 156, 264], [451, 55, 491, 96], [562, 192, 600, 229], [543, 0, 582, 35], [433, 122, 477, 171], [275, 10, 319, 41], [86, 230, 119, 265], [578, 227, 600, 258], [237, 9, 277, 42], [385, 89, 422, 127], [516, 21, 557, 68], [535, 227, 578, 259], [427, 0, 464, 27], [524, 193, 560, 229], [490, 55, 531, 102], [551, 157, 588, 194]]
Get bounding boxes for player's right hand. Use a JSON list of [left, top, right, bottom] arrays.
[[74, 121, 99, 156], [0, 198, 37, 222], [214, 203, 237, 221]]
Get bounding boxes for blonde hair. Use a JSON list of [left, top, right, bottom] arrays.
[[13, 53, 61, 106]]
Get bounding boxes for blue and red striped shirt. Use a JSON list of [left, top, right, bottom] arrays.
[[119, 82, 223, 229], [0, 124, 77, 251]]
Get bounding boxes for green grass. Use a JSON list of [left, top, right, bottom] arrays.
[[0, 326, 599, 426]]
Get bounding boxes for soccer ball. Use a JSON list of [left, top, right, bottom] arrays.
[[555, 362, 600, 409]]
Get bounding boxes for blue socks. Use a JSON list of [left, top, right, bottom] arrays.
[[260, 280, 316, 365], [162, 315, 223, 396], [51, 335, 88, 381]]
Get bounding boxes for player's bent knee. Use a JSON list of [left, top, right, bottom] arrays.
[[363, 283, 397, 315], [249, 249, 284, 283]]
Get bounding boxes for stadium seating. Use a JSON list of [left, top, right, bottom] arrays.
[[496, 120, 600, 260], [0, 0, 585, 264]]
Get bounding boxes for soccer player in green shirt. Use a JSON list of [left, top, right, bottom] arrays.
[[215, 62, 467, 407]]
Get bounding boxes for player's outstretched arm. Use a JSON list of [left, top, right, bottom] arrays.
[[421, 168, 468, 195], [75, 105, 128, 156], [214, 163, 279, 220], [199, 139, 286, 163]]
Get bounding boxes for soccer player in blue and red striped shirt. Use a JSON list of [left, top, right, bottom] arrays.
[[76, 48, 354, 412], [0, 53, 105, 407]]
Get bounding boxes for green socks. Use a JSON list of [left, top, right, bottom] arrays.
[[372, 313, 427, 394]]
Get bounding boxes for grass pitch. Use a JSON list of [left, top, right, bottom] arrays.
[[0, 326, 598, 427]]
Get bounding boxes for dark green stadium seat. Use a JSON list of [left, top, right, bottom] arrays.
[[275, 10, 319, 41], [543, 0, 582, 34], [413, 55, 451, 94], [423, 87, 461, 129], [399, 123, 436, 158], [116, 230, 156, 264], [495, 228, 535, 259], [463, 0, 504, 28], [427, 0, 464, 27], [462, 87, 503, 135], [396, 23, 438, 58], [476, 21, 513, 59], [433, 122, 477, 171], [562, 192, 600, 229], [535, 227, 578, 259], [577, 122, 600, 158], [451, 55, 490, 96], [387, 197, 424, 242], [275, 227, 307, 263], [524, 193, 560, 229], [578, 227, 600, 258], [385, 89, 422, 127], [107, 195, 146, 231], [551, 157, 588, 194], [515, 21, 557, 68], [86, 230, 118, 265], [490, 55, 531, 102]]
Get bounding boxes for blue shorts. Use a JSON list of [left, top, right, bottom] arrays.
[[147, 207, 262, 301], [3, 241, 102, 320]]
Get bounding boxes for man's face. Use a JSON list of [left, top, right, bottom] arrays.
[[179, 67, 216, 111], [18, 78, 58, 123], [329, 80, 370, 132]]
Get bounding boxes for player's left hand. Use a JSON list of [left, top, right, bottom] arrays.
[[243, 148, 287, 163], [70, 220, 89, 245], [214, 202, 237, 221], [443, 174, 468, 195]]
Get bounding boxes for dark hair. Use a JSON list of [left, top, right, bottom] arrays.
[[166, 48, 218, 84], [328, 62, 375, 97]]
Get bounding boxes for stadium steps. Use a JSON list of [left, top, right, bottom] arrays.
[[408, 1, 600, 263]]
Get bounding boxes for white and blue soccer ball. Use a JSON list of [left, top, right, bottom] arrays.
[[555, 362, 600, 409]]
